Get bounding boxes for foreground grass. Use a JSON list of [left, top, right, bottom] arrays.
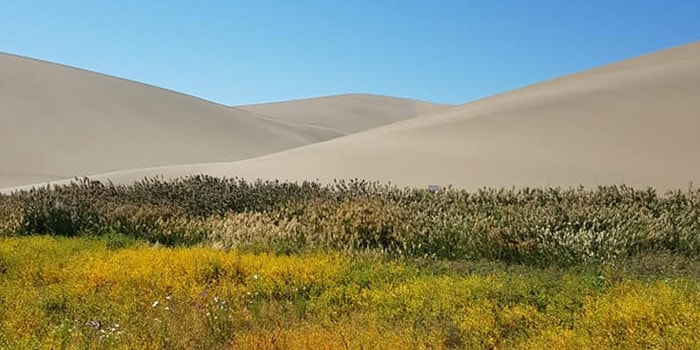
[[2, 236, 700, 349]]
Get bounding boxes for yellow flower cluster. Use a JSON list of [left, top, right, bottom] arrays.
[[1, 236, 699, 349]]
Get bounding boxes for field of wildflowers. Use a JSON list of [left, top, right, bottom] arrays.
[[1, 176, 699, 348], [2, 237, 700, 348]]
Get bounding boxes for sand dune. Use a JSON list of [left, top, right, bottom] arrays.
[[0, 53, 435, 188], [239, 94, 446, 135], [42, 40, 700, 192]]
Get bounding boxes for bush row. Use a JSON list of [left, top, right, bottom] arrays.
[[1, 176, 699, 266]]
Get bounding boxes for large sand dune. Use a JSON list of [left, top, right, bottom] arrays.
[[0, 53, 434, 188], [43, 40, 700, 192]]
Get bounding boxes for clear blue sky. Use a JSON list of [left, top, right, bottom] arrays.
[[1, 1, 699, 105]]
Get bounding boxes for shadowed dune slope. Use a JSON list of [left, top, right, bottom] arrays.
[[238, 94, 446, 135], [0, 53, 436, 188], [0, 53, 335, 188], [53, 41, 700, 192]]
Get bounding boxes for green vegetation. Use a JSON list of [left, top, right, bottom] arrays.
[[1, 176, 699, 348], [2, 176, 699, 266]]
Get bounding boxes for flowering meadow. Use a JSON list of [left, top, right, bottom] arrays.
[[1, 177, 699, 348]]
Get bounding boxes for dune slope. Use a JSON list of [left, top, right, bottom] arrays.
[[0, 53, 337, 188], [62, 41, 700, 192], [0, 54, 435, 188]]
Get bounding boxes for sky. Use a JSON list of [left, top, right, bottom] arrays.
[[1, 1, 699, 105]]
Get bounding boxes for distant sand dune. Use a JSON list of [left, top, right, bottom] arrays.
[[34, 41, 700, 193], [0, 52, 436, 189], [239, 94, 447, 135]]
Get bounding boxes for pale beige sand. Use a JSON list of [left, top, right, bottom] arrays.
[[33, 41, 699, 193], [0, 53, 435, 188], [239, 94, 446, 135]]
